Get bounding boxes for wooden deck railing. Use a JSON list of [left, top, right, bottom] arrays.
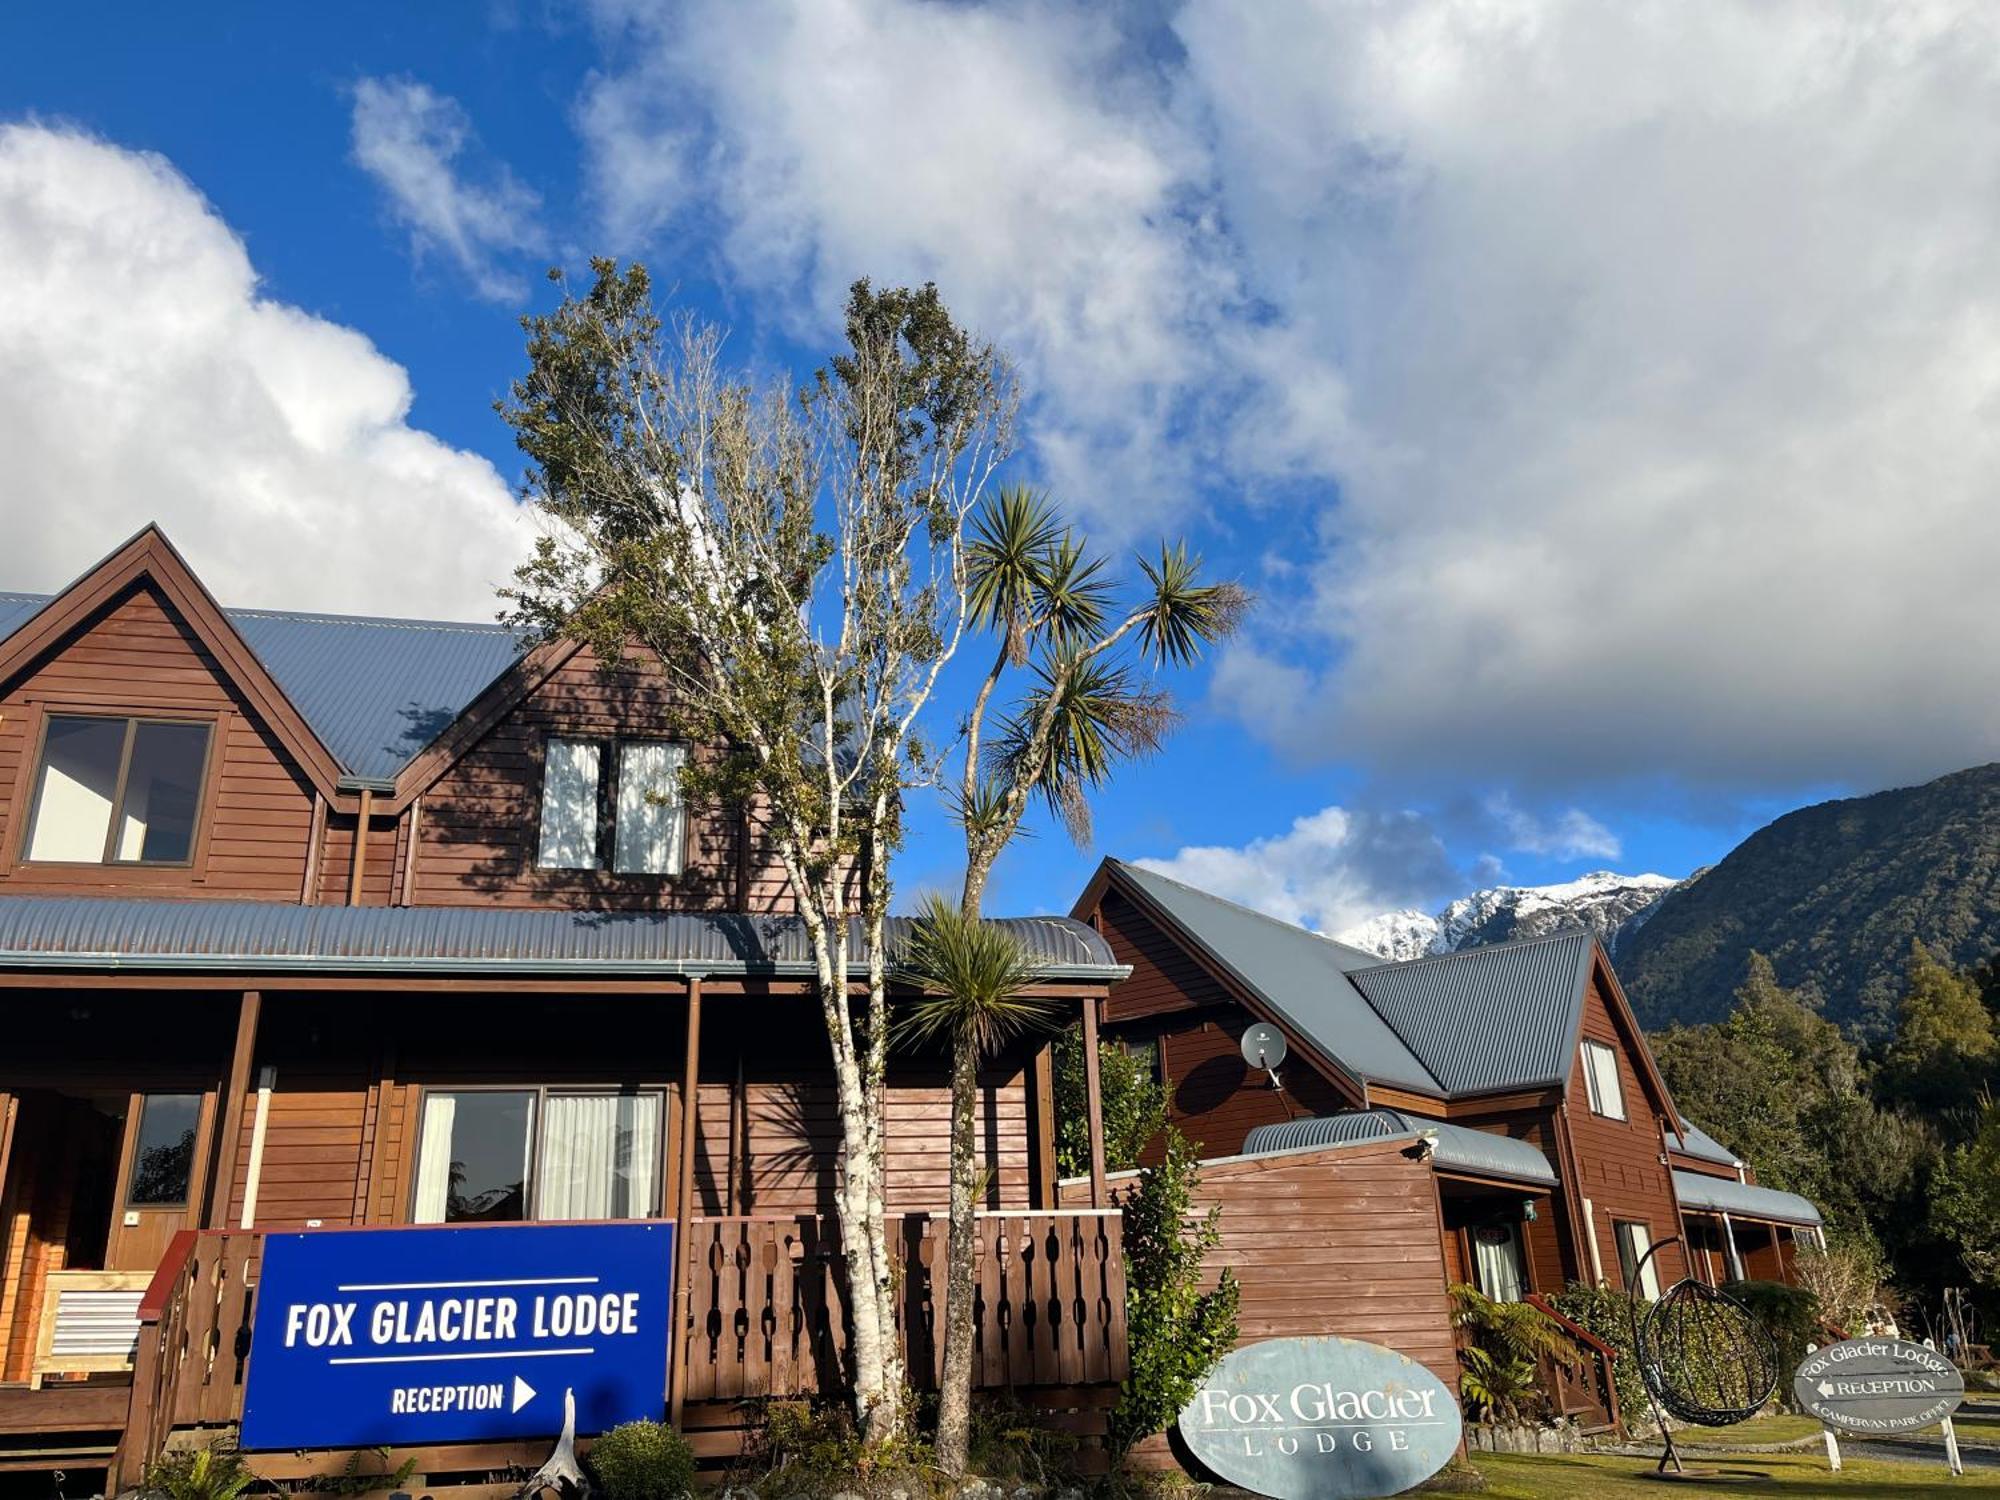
[[111, 1210, 1127, 1481], [1523, 1294, 1621, 1433]]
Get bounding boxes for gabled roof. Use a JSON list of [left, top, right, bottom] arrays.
[[1243, 1109, 1559, 1189], [1344, 931, 1595, 1094], [1101, 859, 1442, 1095], [1082, 858, 1614, 1102], [0, 592, 524, 785], [1666, 1120, 1742, 1168], [0, 895, 1124, 981]]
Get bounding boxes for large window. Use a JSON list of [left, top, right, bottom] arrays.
[[1615, 1220, 1661, 1300], [412, 1088, 664, 1224], [127, 1092, 201, 1206], [1580, 1039, 1627, 1121], [536, 737, 685, 875], [24, 715, 211, 864]]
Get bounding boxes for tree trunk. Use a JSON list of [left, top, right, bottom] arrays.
[[934, 1021, 982, 1475]]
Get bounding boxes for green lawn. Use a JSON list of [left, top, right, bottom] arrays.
[[1656, 1407, 2000, 1448], [1473, 1449, 1999, 1497]]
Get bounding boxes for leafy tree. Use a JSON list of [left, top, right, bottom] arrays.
[[1110, 1128, 1239, 1453], [1931, 1101, 2000, 1294], [501, 264, 1014, 1442], [1052, 1028, 1168, 1180], [1882, 939, 1997, 1124]]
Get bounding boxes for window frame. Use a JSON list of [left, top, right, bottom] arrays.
[[407, 1082, 671, 1224], [1580, 1038, 1628, 1121], [1614, 1218, 1661, 1300], [532, 734, 688, 878], [124, 1091, 205, 1209], [18, 709, 219, 870]]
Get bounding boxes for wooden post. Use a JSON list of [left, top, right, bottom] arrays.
[[207, 991, 261, 1228], [668, 977, 703, 1427], [348, 788, 373, 906], [1080, 992, 1108, 1208], [1029, 1039, 1057, 1210]]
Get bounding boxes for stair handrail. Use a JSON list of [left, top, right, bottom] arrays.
[[1524, 1293, 1623, 1432]]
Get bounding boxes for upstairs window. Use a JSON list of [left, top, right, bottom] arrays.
[[24, 714, 211, 865], [1580, 1039, 1627, 1121], [536, 737, 685, 875], [1615, 1219, 1662, 1300]]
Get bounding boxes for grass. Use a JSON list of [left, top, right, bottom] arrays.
[[1657, 1407, 2000, 1449], [1474, 1449, 1999, 1497]]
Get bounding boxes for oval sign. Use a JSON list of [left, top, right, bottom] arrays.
[[1793, 1337, 1965, 1435], [1178, 1336, 1462, 1500]]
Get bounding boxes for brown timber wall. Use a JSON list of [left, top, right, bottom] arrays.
[[0, 583, 317, 899], [1563, 975, 1688, 1285], [1154, 1008, 1353, 1160]]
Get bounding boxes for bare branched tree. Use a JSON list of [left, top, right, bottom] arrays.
[[500, 262, 1015, 1442]]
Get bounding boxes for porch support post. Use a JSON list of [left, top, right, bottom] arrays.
[[207, 990, 261, 1228], [348, 788, 374, 906], [1080, 991, 1108, 1208], [1721, 1211, 1746, 1281], [668, 976, 703, 1427]]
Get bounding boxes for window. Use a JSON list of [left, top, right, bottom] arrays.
[[25, 715, 211, 864], [1580, 1039, 1627, 1120], [1471, 1222, 1527, 1302], [1615, 1220, 1661, 1300], [1118, 1037, 1164, 1086], [412, 1088, 664, 1224], [127, 1093, 201, 1206], [535, 737, 685, 874]]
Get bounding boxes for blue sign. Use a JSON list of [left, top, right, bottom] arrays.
[[240, 1222, 675, 1451]]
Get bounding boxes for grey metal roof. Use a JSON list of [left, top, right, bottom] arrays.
[[1345, 931, 1595, 1094], [0, 896, 1124, 981], [1111, 860, 1442, 1094], [1672, 1169, 1822, 1227], [1243, 1109, 1559, 1188], [1667, 1120, 1741, 1167], [0, 592, 525, 782]]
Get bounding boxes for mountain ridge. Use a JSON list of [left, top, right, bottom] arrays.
[[1337, 870, 1682, 962]]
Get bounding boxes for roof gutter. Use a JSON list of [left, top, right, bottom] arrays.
[[0, 950, 1131, 982]]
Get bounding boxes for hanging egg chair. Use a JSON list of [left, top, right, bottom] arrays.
[[1625, 1238, 1779, 1477]]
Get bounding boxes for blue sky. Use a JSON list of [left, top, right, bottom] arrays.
[[3, 2, 1993, 934]]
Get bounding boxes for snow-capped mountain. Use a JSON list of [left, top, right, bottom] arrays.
[[1337, 871, 1684, 962]]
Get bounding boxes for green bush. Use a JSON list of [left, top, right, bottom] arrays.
[[1724, 1278, 1821, 1404], [144, 1441, 257, 1500], [748, 1398, 934, 1496], [1546, 1280, 1648, 1427], [1449, 1284, 1579, 1424], [1053, 1027, 1168, 1178], [1111, 1126, 1240, 1453], [586, 1419, 697, 1500]]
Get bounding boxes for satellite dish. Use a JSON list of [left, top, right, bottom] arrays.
[[1240, 1023, 1288, 1071]]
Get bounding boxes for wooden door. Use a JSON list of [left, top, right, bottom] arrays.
[[104, 1090, 217, 1272]]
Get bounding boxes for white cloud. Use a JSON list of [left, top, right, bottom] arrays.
[[579, 0, 2000, 796], [1485, 795, 1620, 861], [0, 124, 537, 617], [1135, 805, 1457, 935], [350, 77, 542, 302]]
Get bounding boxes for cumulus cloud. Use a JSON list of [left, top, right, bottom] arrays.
[[1484, 795, 1620, 861], [580, 0, 2000, 796], [350, 77, 542, 301], [0, 124, 537, 617], [1135, 805, 1457, 935]]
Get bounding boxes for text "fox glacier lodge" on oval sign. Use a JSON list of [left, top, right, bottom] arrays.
[[1792, 1336, 1965, 1435], [1177, 1336, 1462, 1500]]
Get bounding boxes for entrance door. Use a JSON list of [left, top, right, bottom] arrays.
[[105, 1090, 216, 1272]]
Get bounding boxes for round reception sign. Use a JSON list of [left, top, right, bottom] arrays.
[[1178, 1336, 1462, 1500], [1793, 1337, 1965, 1435]]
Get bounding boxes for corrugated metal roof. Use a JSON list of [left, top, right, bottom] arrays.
[[1346, 931, 1595, 1094], [1243, 1109, 1558, 1188], [1672, 1169, 1822, 1227], [1111, 860, 1442, 1094], [0, 896, 1124, 980], [0, 592, 525, 781], [1667, 1121, 1741, 1167]]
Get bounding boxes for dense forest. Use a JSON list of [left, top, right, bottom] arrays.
[[1652, 939, 2000, 1333]]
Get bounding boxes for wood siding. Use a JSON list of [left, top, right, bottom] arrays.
[[0, 584, 316, 900], [1152, 1008, 1352, 1160], [1095, 889, 1232, 1022], [1562, 974, 1688, 1286]]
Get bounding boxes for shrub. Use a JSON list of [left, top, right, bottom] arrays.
[[1448, 1284, 1579, 1424], [1053, 1027, 1168, 1177], [1724, 1278, 1821, 1404], [1110, 1126, 1240, 1453], [748, 1398, 934, 1496], [1547, 1280, 1648, 1426], [587, 1419, 697, 1500], [144, 1441, 257, 1500]]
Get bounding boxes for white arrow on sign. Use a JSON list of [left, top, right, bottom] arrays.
[[512, 1376, 537, 1414], [1817, 1381, 1834, 1398]]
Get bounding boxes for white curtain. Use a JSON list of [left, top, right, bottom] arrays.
[[413, 1095, 457, 1223], [537, 739, 602, 869], [539, 1094, 660, 1220], [614, 744, 685, 875], [1474, 1225, 1526, 1302]]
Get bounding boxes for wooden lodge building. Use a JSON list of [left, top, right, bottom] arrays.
[[1067, 859, 1828, 1430], [0, 529, 1133, 1487]]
